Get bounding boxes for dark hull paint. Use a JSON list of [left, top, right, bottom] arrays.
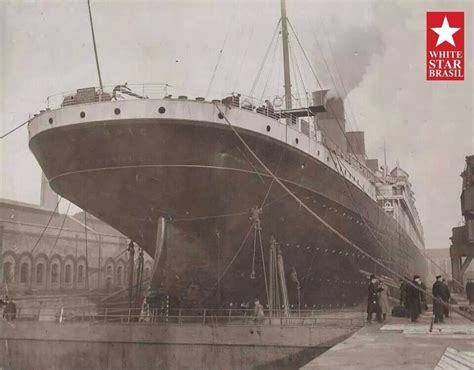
[[29, 118, 426, 308]]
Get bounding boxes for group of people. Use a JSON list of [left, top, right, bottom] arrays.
[[366, 274, 391, 322], [369, 273, 452, 324]]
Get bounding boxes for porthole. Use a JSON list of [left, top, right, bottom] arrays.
[[218, 112, 224, 119], [80, 112, 86, 118], [158, 107, 166, 114], [114, 108, 121, 115], [48, 118, 53, 124], [266, 125, 271, 132]]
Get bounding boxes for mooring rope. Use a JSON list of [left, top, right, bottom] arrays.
[[213, 103, 474, 322]]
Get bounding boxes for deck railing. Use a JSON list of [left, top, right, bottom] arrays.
[[9, 305, 365, 328], [43, 84, 313, 134], [39, 83, 378, 197]]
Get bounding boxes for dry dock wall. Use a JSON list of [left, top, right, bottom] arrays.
[[0, 322, 354, 370]]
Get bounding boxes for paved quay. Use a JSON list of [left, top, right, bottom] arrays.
[[302, 304, 474, 370]]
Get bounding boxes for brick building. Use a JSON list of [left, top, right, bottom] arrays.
[[0, 198, 152, 296]]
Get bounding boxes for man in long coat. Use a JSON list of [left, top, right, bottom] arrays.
[[432, 275, 445, 323], [441, 279, 451, 317], [367, 274, 382, 322], [406, 275, 422, 322]]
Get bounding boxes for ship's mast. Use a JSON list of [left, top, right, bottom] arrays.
[[87, 0, 103, 90], [280, 0, 292, 109]]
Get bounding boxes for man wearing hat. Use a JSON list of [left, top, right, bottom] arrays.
[[367, 274, 382, 322], [406, 275, 422, 322], [432, 275, 445, 323]]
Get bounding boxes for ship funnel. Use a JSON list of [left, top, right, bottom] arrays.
[[312, 90, 329, 108], [346, 131, 366, 165], [366, 159, 379, 173], [313, 93, 347, 153]]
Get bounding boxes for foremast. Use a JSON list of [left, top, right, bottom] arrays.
[[280, 0, 292, 109]]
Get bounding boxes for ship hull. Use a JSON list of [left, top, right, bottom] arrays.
[[29, 112, 426, 308]]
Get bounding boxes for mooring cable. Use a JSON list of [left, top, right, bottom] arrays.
[[214, 103, 474, 322]]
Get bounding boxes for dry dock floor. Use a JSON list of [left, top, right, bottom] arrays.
[[302, 303, 474, 369]]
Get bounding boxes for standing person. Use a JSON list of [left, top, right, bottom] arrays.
[[467, 279, 474, 305], [441, 278, 451, 318], [139, 297, 151, 322], [3, 297, 16, 321], [432, 275, 445, 323], [253, 299, 265, 324], [406, 275, 422, 322], [367, 274, 382, 322], [378, 282, 390, 321]]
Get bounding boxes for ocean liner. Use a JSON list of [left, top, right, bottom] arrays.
[[27, 1, 426, 309]]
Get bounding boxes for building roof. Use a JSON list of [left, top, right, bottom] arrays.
[[0, 198, 124, 238]]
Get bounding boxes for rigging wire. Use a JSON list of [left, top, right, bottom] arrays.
[[288, 40, 301, 108], [205, 5, 237, 98], [30, 197, 62, 254], [214, 222, 254, 287], [260, 150, 286, 209], [0, 119, 30, 140], [214, 103, 474, 322], [286, 20, 323, 91], [289, 38, 309, 107], [84, 211, 90, 289], [249, 19, 282, 98], [48, 201, 72, 257], [260, 32, 281, 102], [232, 12, 258, 91]]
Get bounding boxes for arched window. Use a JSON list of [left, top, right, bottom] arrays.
[[3, 262, 13, 283], [20, 262, 29, 283], [36, 263, 44, 284], [106, 277, 112, 291], [116, 266, 123, 284], [65, 264, 72, 284], [106, 265, 112, 276], [78, 265, 84, 283], [51, 264, 59, 283], [145, 267, 150, 280]]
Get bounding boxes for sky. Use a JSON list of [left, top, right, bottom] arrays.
[[0, 0, 473, 250]]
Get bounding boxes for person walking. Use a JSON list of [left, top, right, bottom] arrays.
[[406, 275, 422, 322], [378, 282, 390, 321], [367, 274, 382, 322], [432, 275, 445, 323]]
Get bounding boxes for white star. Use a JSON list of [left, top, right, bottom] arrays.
[[431, 16, 460, 47]]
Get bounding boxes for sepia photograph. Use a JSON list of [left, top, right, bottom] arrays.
[[0, 0, 473, 369]]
